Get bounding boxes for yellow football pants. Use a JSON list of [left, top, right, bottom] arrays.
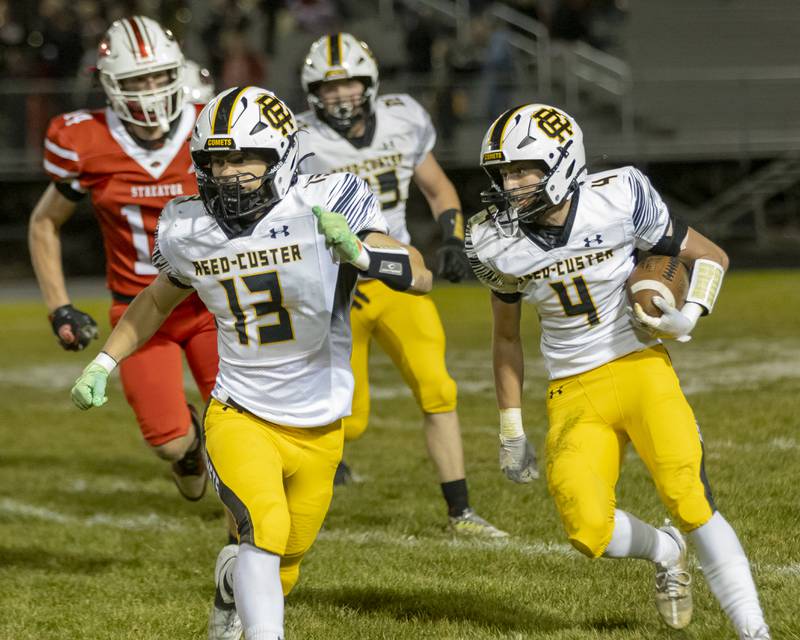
[[203, 398, 344, 595], [344, 279, 457, 441], [545, 346, 715, 559]]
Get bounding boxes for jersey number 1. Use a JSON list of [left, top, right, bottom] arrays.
[[220, 272, 294, 346], [550, 277, 600, 326], [121, 205, 158, 276]]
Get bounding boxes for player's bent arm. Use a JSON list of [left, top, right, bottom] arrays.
[[70, 274, 193, 410], [414, 153, 471, 283], [413, 152, 461, 219], [102, 273, 194, 362], [28, 183, 78, 311], [362, 231, 432, 294], [633, 226, 728, 341], [677, 227, 728, 317], [491, 293, 524, 411]]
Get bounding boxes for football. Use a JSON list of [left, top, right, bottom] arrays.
[[626, 255, 689, 317]]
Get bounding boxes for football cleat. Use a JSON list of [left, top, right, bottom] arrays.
[[449, 508, 509, 538], [208, 544, 242, 640], [333, 460, 353, 486], [171, 405, 208, 501], [654, 521, 693, 629]]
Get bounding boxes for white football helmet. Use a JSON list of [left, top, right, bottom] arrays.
[[301, 32, 379, 132], [183, 59, 215, 104], [480, 103, 587, 230], [96, 16, 185, 132], [191, 86, 300, 226]]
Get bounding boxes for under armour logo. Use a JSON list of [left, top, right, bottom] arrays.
[[584, 234, 602, 248], [268, 225, 290, 239], [549, 386, 564, 399]]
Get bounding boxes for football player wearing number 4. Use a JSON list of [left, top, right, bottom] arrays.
[[71, 87, 431, 640], [466, 103, 770, 639], [297, 33, 506, 538], [28, 17, 216, 502]]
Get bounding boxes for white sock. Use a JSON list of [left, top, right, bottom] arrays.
[[603, 510, 680, 566], [233, 543, 285, 640], [247, 628, 283, 640], [690, 511, 767, 634]]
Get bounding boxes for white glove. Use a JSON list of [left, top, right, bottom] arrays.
[[499, 434, 540, 483], [632, 298, 703, 343]]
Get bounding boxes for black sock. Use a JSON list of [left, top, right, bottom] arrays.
[[441, 479, 469, 517]]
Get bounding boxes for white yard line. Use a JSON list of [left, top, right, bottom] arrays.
[[0, 497, 185, 531], [1, 497, 796, 579]]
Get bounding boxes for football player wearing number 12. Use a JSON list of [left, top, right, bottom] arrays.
[[71, 87, 431, 640], [297, 33, 506, 538], [466, 103, 770, 639], [28, 17, 216, 501]]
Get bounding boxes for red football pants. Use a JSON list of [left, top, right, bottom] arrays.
[[109, 293, 218, 447]]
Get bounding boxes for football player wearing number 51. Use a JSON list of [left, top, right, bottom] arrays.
[[465, 103, 770, 639], [297, 33, 506, 538], [28, 16, 216, 502], [70, 87, 431, 640]]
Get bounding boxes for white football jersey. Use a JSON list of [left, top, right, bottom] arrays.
[[466, 166, 671, 379], [296, 93, 436, 245], [153, 172, 387, 426]]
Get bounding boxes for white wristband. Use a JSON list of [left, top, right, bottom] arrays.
[[351, 242, 371, 271], [686, 258, 725, 314], [499, 407, 524, 439], [92, 351, 118, 374]]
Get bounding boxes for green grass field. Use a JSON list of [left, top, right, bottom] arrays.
[[1, 272, 799, 640]]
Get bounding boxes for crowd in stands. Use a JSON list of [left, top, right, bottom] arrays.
[[0, 0, 624, 155]]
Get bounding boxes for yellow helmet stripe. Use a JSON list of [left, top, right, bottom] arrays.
[[487, 104, 528, 151]]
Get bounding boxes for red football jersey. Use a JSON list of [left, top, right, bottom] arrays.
[[43, 103, 203, 297]]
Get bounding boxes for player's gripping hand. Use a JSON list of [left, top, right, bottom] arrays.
[[499, 435, 540, 483], [71, 363, 110, 410], [312, 206, 363, 264], [632, 298, 702, 343], [436, 238, 471, 283], [50, 304, 99, 351]]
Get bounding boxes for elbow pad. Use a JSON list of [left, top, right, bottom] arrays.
[[364, 246, 413, 291]]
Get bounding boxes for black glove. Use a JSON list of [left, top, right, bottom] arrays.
[[49, 304, 99, 351], [435, 209, 470, 283], [436, 238, 471, 283]]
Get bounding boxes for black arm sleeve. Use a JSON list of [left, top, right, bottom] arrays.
[[650, 216, 688, 257], [54, 180, 86, 202]]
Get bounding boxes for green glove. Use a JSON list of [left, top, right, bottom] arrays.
[[312, 206, 364, 264], [71, 362, 110, 410]]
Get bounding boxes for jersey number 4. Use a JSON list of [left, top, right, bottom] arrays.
[[219, 272, 294, 346], [550, 276, 600, 326]]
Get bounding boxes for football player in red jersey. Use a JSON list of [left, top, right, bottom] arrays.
[[28, 16, 217, 502]]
